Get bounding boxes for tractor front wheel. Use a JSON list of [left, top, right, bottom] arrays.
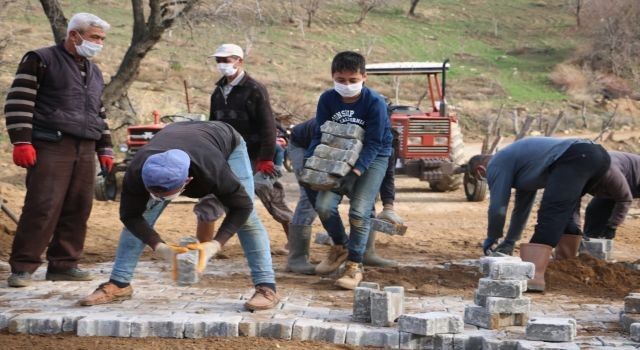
[[94, 171, 118, 201], [464, 172, 488, 201]]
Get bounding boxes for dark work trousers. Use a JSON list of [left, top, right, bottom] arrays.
[[584, 197, 615, 237], [530, 143, 610, 247], [371, 149, 397, 218], [9, 136, 96, 273]]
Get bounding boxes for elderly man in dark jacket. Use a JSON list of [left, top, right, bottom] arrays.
[[4, 13, 113, 287], [208, 43, 293, 254], [583, 151, 640, 239]]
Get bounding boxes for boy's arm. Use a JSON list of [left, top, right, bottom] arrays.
[[486, 163, 513, 240], [305, 94, 330, 158], [353, 97, 387, 174]]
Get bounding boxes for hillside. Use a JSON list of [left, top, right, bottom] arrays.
[[0, 0, 637, 144]]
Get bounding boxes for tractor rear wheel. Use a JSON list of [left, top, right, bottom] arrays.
[[430, 121, 464, 192], [464, 172, 488, 201]]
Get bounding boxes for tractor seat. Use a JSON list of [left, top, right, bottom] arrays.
[[389, 105, 423, 115]]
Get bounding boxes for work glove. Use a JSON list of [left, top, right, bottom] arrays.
[[335, 171, 358, 196], [256, 160, 277, 177], [153, 242, 189, 263], [13, 144, 36, 168], [376, 207, 404, 225], [98, 155, 114, 173], [602, 226, 616, 239], [482, 237, 498, 256], [186, 241, 221, 273]]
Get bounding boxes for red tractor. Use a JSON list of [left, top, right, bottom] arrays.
[[94, 111, 206, 201], [365, 60, 486, 201]]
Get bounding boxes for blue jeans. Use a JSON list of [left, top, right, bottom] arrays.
[[289, 143, 317, 226], [315, 155, 389, 262], [110, 140, 275, 286], [274, 143, 285, 167]]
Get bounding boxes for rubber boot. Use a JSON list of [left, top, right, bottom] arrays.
[[519, 243, 553, 293], [285, 224, 316, 275], [554, 234, 582, 260], [362, 230, 398, 267]]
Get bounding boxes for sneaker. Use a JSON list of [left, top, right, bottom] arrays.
[[46, 267, 93, 281], [315, 245, 348, 275], [79, 282, 133, 306], [7, 272, 32, 288], [334, 261, 363, 290], [493, 240, 515, 256], [244, 286, 280, 311]]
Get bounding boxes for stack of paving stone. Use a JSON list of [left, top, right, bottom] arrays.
[[579, 238, 614, 261], [300, 121, 364, 191], [397, 311, 466, 350], [353, 282, 404, 327], [464, 256, 533, 329], [620, 293, 640, 334]]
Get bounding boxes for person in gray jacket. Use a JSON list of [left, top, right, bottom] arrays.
[[482, 137, 610, 292], [583, 151, 640, 239]]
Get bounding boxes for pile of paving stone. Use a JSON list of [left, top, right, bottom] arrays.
[[300, 121, 364, 190], [580, 238, 614, 261], [620, 292, 640, 342], [464, 256, 533, 329]]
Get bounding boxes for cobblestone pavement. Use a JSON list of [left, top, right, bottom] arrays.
[[1, 259, 638, 349]]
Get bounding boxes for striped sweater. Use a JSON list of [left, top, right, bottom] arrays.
[[4, 52, 112, 155]]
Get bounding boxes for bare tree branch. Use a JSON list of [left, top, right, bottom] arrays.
[[593, 104, 619, 142], [38, 0, 67, 44], [408, 0, 420, 16]]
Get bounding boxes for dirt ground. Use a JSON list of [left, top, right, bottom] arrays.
[[1, 137, 640, 347]]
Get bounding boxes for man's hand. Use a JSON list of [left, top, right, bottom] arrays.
[[256, 160, 276, 176], [376, 207, 404, 225], [13, 144, 36, 168], [153, 242, 189, 262], [482, 237, 498, 256], [335, 171, 358, 196], [98, 155, 114, 173], [186, 241, 221, 273]]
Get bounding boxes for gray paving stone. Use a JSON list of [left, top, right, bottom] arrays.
[[620, 312, 640, 333], [0, 311, 18, 330], [321, 133, 364, 153], [291, 318, 348, 343], [398, 312, 463, 336], [239, 317, 296, 339], [525, 317, 576, 342], [463, 305, 527, 329], [77, 313, 136, 337], [183, 314, 242, 338], [517, 340, 580, 350], [345, 323, 400, 348], [371, 290, 404, 327], [477, 278, 526, 298], [305, 156, 352, 177], [130, 313, 193, 338], [358, 282, 380, 290], [474, 291, 487, 307], [353, 287, 374, 323], [487, 261, 535, 281], [579, 239, 613, 261], [624, 294, 640, 313], [399, 331, 434, 350], [631, 322, 640, 342], [479, 256, 521, 276], [485, 297, 531, 314], [483, 338, 519, 350], [299, 168, 339, 191], [434, 333, 469, 350], [9, 313, 63, 334], [320, 120, 365, 140], [371, 218, 408, 236], [312, 144, 359, 166], [176, 251, 199, 286]]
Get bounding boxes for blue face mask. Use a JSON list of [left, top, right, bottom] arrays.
[[75, 38, 103, 58]]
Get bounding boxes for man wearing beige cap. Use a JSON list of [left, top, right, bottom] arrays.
[[209, 43, 293, 255]]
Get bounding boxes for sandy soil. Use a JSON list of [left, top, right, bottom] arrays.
[[1, 137, 640, 347]]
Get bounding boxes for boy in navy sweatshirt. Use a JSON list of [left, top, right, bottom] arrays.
[[305, 51, 393, 290]]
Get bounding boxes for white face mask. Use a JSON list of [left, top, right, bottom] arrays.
[[75, 39, 103, 58], [217, 63, 238, 77], [149, 183, 186, 202], [334, 81, 363, 98]]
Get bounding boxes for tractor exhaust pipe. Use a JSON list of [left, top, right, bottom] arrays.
[[439, 58, 449, 116]]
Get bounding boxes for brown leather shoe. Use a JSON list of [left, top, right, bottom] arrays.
[[80, 282, 133, 306], [244, 286, 280, 311]]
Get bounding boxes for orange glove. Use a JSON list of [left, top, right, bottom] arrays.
[[98, 155, 114, 173], [13, 144, 36, 168]]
